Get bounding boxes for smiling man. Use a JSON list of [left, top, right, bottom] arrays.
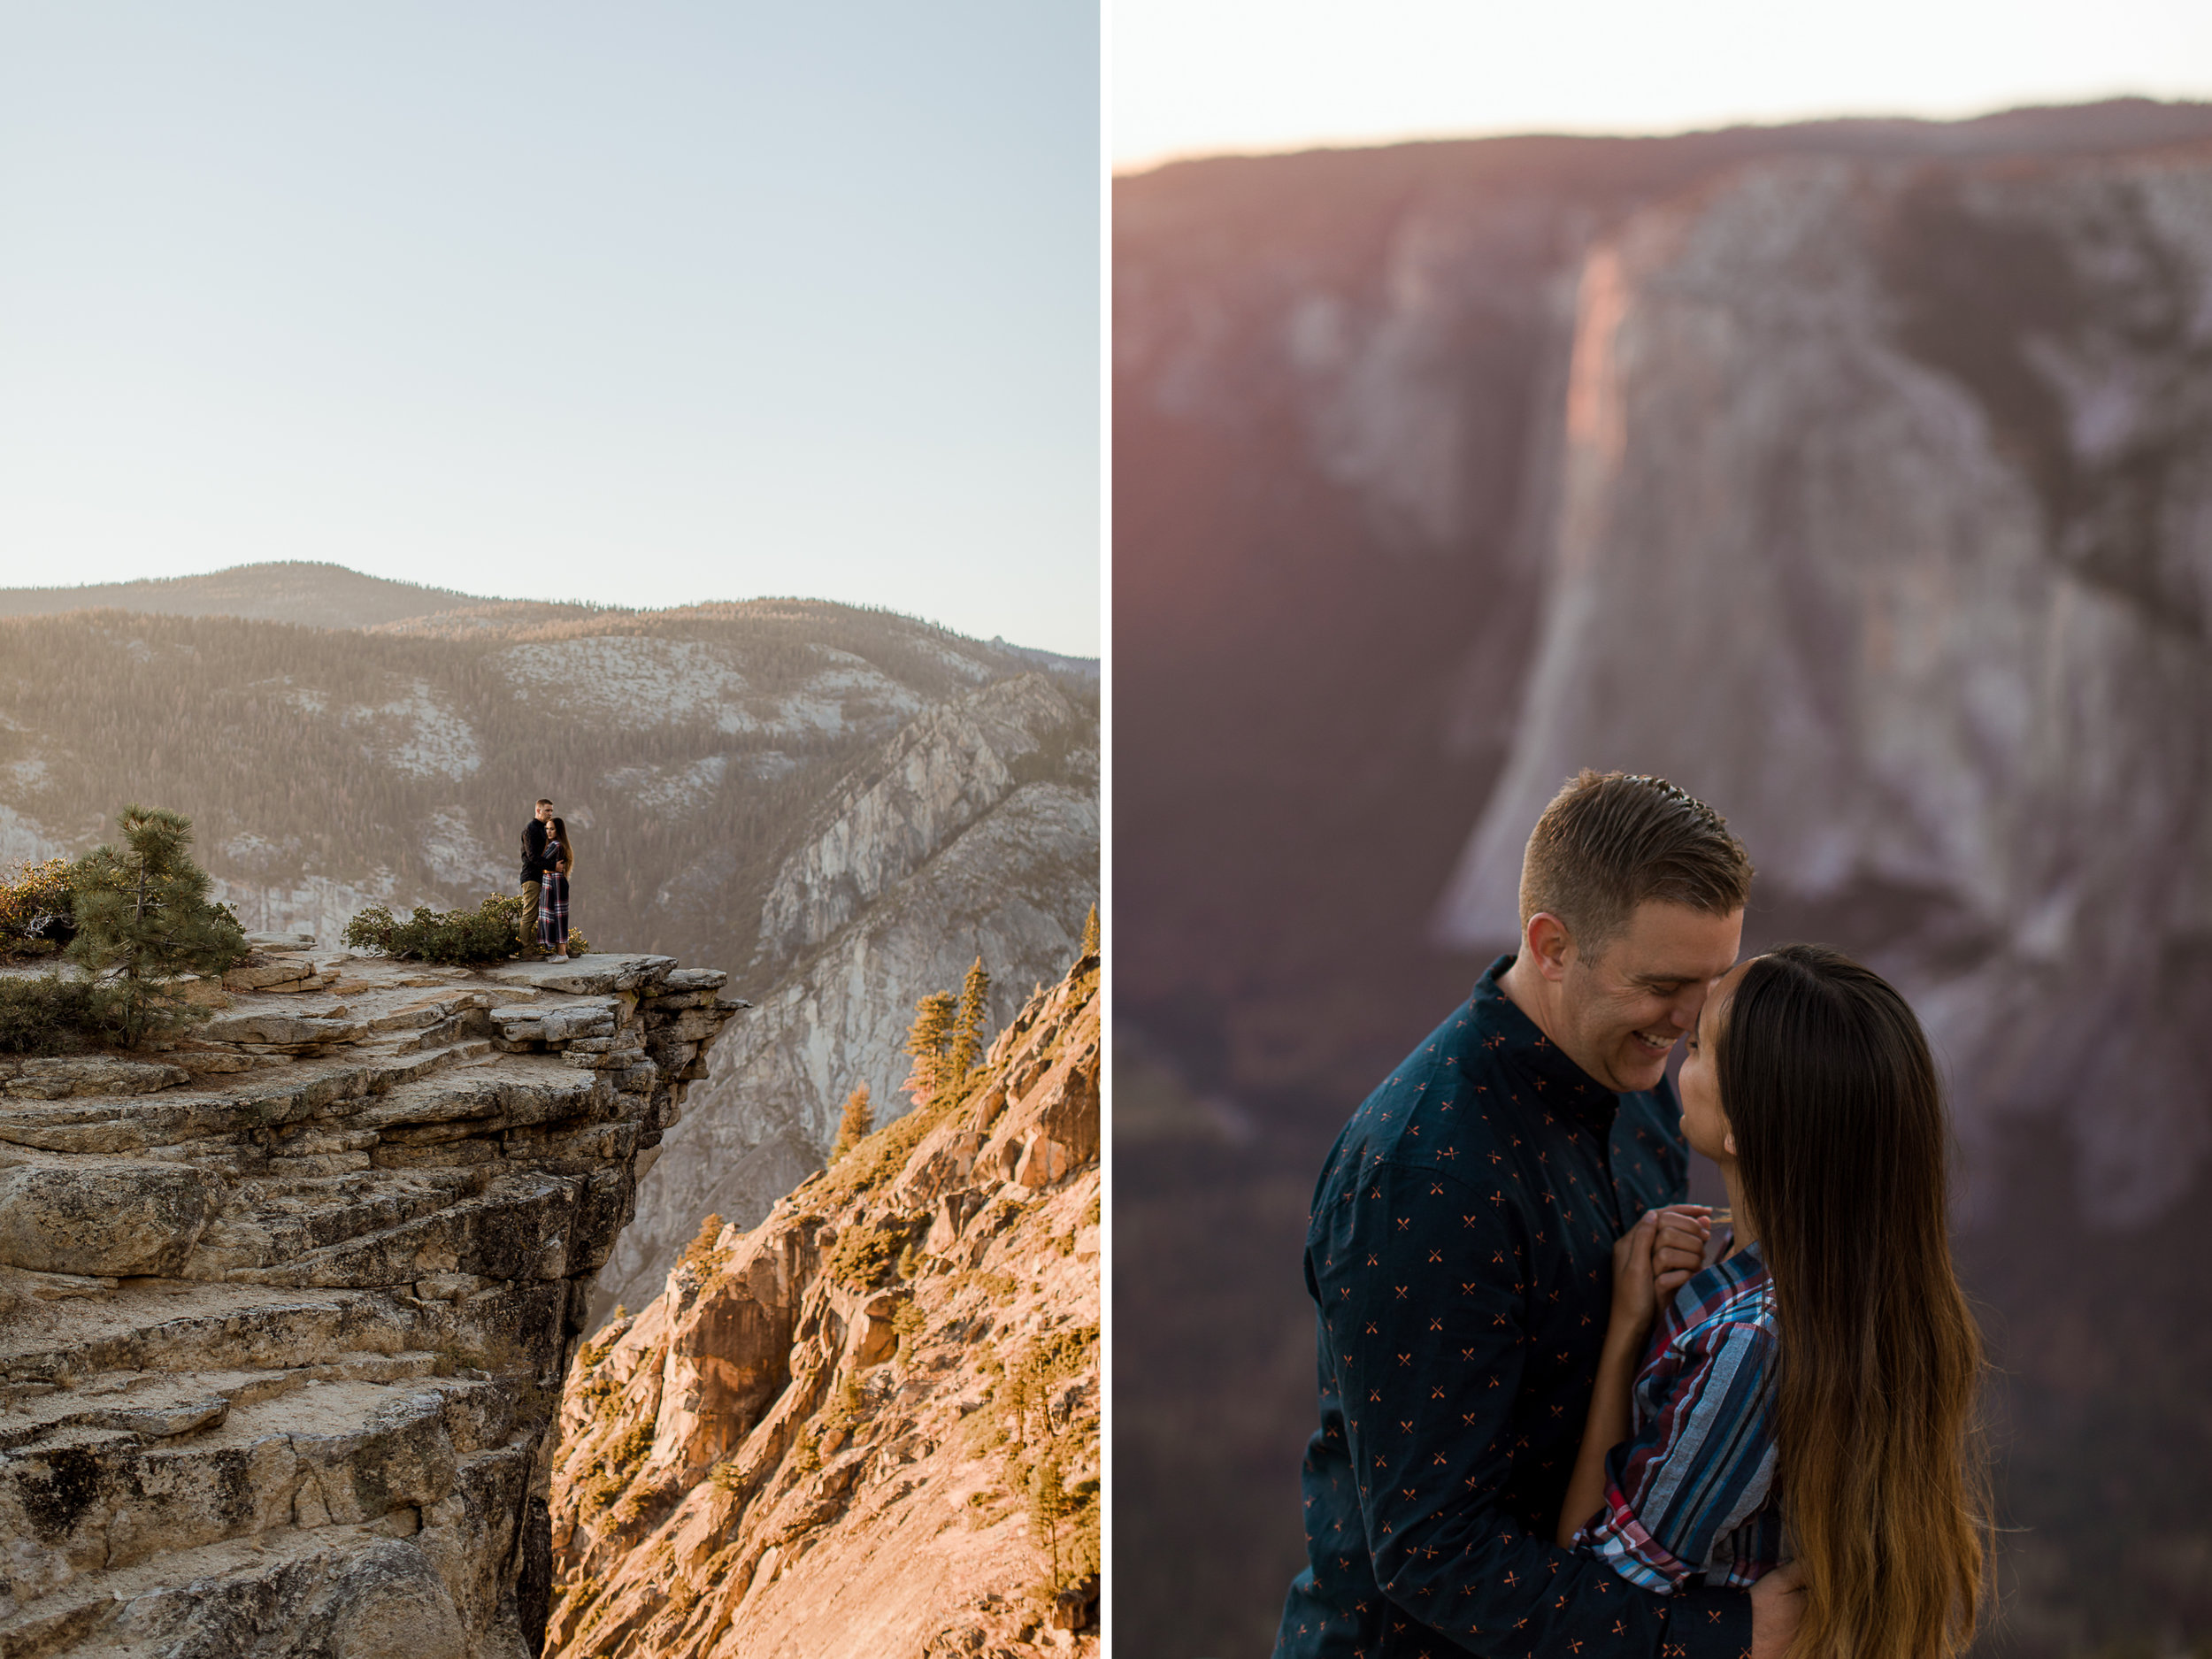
[[1274, 771, 1801, 1659]]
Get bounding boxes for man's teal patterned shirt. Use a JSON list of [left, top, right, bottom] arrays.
[[1273, 956, 1754, 1659]]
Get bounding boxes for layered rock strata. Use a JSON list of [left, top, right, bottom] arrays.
[[547, 956, 1101, 1659], [0, 938, 744, 1656]]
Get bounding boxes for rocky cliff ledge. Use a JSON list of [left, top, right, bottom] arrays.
[[0, 937, 744, 1657], [546, 955, 1100, 1659]]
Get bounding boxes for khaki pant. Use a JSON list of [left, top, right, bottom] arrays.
[[518, 879, 542, 955]]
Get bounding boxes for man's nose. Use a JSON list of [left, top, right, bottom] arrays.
[[1669, 989, 1706, 1029]]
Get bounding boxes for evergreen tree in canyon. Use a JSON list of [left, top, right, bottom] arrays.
[[1029, 1447, 1073, 1598], [830, 1081, 874, 1162], [1080, 902, 1099, 958], [949, 956, 990, 1096], [902, 989, 956, 1105]]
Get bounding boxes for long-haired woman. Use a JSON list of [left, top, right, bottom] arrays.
[[538, 816, 573, 962], [1555, 943, 1988, 1658]]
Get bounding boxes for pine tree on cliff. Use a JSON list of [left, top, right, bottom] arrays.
[[67, 804, 249, 1046], [902, 989, 956, 1105], [680, 1212, 726, 1274], [830, 1080, 873, 1162], [948, 956, 989, 1095], [1030, 1447, 1071, 1595], [1080, 902, 1099, 958]]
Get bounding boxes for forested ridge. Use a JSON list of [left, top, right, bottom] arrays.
[[0, 599, 1097, 979]]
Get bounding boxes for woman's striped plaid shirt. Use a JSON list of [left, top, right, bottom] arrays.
[[1572, 1241, 1785, 1592]]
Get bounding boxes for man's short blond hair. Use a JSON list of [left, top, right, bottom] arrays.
[[1518, 771, 1753, 951]]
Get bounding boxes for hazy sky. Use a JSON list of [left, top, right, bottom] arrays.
[[0, 4, 1101, 655], [1117, 0, 2212, 170]]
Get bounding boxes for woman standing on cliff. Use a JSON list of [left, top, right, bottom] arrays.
[[538, 816, 573, 962]]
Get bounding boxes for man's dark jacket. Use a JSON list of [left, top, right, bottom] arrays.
[[1273, 956, 1752, 1659], [519, 819, 549, 884]]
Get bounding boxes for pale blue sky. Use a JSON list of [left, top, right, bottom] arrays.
[[0, 4, 1101, 655], [1118, 0, 2212, 168]]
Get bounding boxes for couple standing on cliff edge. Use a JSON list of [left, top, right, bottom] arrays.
[[1274, 770, 1987, 1659], [518, 797, 576, 962]]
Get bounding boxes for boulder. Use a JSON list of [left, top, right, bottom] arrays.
[[223, 961, 319, 993], [202, 1012, 366, 1047], [0, 1160, 218, 1276], [662, 969, 728, 993], [483, 955, 677, 997], [0, 1057, 191, 1099]]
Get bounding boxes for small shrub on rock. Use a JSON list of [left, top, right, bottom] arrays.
[[343, 894, 527, 966], [0, 975, 127, 1056], [892, 1296, 927, 1362], [0, 858, 77, 959], [679, 1213, 729, 1279], [826, 1223, 902, 1289]]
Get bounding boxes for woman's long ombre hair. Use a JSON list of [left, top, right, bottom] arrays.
[[1716, 945, 1988, 1659]]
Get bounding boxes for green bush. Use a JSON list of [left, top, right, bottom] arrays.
[[342, 894, 529, 966], [0, 975, 128, 1056], [0, 810, 250, 1050]]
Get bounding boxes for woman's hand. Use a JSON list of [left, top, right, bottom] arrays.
[[1611, 1205, 1712, 1348], [1651, 1204, 1714, 1296]]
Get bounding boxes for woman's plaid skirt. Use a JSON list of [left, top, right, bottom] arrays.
[[538, 872, 570, 953]]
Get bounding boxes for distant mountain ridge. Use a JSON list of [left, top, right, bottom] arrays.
[[0, 564, 1102, 681], [0, 560, 598, 631]]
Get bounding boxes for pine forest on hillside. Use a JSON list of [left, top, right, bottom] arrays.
[[0, 602, 1098, 987]]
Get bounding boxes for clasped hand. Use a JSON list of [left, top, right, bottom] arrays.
[[1607, 1205, 1712, 1341]]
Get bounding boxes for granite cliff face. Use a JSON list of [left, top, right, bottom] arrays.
[[1115, 100, 2212, 1112], [0, 938, 741, 1656], [600, 676, 1097, 1318], [1436, 146, 2212, 1225], [545, 956, 1100, 1659]]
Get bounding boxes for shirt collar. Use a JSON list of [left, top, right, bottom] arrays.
[[1696, 1236, 1770, 1304], [1471, 953, 1626, 1133]]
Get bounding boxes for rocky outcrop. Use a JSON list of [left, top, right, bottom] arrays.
[[601, 677, 1096, 1317], [0, 937, 743, 1656], [0, 599, 1100, 1323], [546, 956, 1100, 1659], [759, 678, 1085, 954]]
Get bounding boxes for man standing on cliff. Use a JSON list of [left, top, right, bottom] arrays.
[[1273, 771, 1801, 1659], [518, 798, 553, 957]]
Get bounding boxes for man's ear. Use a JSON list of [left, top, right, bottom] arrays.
[[1525, 912, 1577, 982]]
